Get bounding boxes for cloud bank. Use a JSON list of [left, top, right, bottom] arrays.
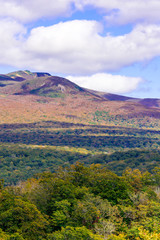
[[67, 73, 143, 94], [1, 20, 160, 75], [1, 0, 160, 25]]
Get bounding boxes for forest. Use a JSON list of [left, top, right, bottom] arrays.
[[0, 119, 159, 239], [0, 120, 160, 186], [0, 65, 160, 240], [1, 163, 160, 239], [0, 144, 160, 186]]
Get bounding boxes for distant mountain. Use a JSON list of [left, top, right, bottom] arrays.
[[0, 70, 51, 88], [7, 70, 51, 80], [0, 70, 159, 108], [0, 70, 160, 125], [0, 74, 14, 81], [0, 71, 103, 100], [86, 89, 160, 108]]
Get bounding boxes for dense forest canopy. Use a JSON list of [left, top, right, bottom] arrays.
[[0, 163, 160, 239]]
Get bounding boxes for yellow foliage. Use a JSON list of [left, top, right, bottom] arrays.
[[108, 233, 126, 240], [136, 227, 160, 240]]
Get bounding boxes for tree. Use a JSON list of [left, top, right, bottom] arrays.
[[50, 200, 71, 230], [47, 226, 103, 240], [95, 220, 115, 239], [123, 168, 143, 192], [0, 191, 48, 240]]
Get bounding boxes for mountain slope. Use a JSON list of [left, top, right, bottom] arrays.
[[0, 70, 159, 108], [7, 70, 51, 80], [87, 89, 160, 108], [0, 70, 159, 127], [0, 71, 159, 186], [0, 71, 103, 100]]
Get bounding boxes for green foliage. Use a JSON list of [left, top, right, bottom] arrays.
[[0, 228, 10, 240], [72, 194, 100, 228], [1, 162, 160, 239], [47, 226, 102, 240], [0, 120, 159, 185], [0, 191, 48, 240], [30, 88, 65, 98], [9, 233, 24, 240], [50, 200, 71, 229]]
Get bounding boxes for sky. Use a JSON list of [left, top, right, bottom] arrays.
[[0, 0, 160, 98]]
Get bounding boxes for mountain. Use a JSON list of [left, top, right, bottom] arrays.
[[87, 89, 160, 108], [0, 70, 159, 126], [0, 71, 160, 240], [0, 70, 102, 99], [7, 70, 51, 80], [0, 70, 159, 106], [0, 70, 159, 185], [0, 70, 51, 88]]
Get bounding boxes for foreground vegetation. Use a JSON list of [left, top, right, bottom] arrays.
[[1, 163, 160, 239]]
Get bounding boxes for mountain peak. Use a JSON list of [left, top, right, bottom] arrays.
[[7, 70, 51, 81], [0, 70, 160, 109], [0, 71, 94, 99]]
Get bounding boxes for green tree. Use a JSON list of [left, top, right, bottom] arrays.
[[47, 226, 103, 240], [50, 200, 71, 230], [0, 191, 48, 240]]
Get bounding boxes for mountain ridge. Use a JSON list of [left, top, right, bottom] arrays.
[[0, 70, 159, 107], [86, 89, 160, 108], [0, 70, 159, 126], [0, 70, 99, 98]]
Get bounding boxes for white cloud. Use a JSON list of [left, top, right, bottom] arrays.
[[0, 0, 81, 23], [67, 73, 143, 94], [82, 0, 160, 25], [1, 0, 160, 25], [0, 20, 160, 75], [0, 0, 159, 96], [0, 19, 26, 65], [24, 20, 103, 73], [22, 21, 160, 74]]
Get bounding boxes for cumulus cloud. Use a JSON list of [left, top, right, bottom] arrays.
[[0, 20, 160, 75], [0, 0, 159, 95], [67, 73, 143, 94], [0, 19, 26, 65], [21, 21, 160, 74], [0, 0, 82, 23], [24, 20, 103, 73], [83, 0, 160, 25], [1, 0, 160, 25]]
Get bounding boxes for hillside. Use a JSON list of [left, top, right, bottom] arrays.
[[0, 70, 98, 97], [0, 70, 159, 185], [0, 70, 160, 125], [87, 89, 160, 108], [0, 70, 160, 240]]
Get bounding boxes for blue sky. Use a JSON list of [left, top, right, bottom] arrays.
[[0, 0, 160, 98]]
